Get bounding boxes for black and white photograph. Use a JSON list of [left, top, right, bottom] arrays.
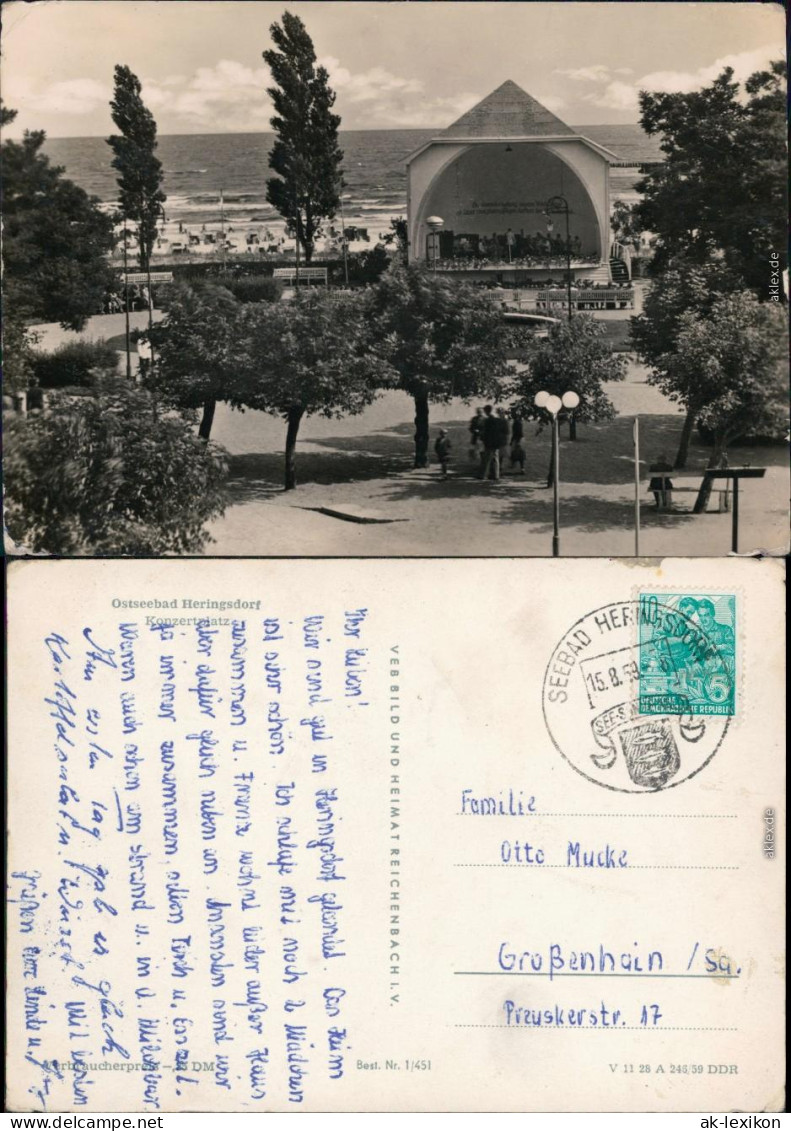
[[2, 0, 788, 557]]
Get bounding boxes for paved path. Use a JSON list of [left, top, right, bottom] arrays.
[[205, 364, 789, 557], [30, 314, 788, 557], [29, 310, 164, 354]]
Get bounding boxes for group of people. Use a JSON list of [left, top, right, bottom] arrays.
[[433, 252, 597, 272], [432, 229, 598, 271], [472, 405, 525, 480], [102, 284, 152, 314], [456, 230, 587, 260], [432, 406, 526, 481]]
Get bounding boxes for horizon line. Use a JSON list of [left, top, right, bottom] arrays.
[[30, 122, 646, 143]]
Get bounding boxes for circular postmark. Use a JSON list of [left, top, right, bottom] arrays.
[[542, 599, 732, 793]]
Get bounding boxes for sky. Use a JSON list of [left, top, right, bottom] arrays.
[[0, 0, 785, 137]]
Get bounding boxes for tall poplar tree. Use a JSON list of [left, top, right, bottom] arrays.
[[263, 12, 344, 263], [107, 65, 166, 270]]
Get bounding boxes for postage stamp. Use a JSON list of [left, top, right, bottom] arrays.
[[637, 592, 736, 717], [542, 600, 731, 793]]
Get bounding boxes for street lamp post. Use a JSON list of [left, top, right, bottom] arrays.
[[426, 215, 444, 270], [338, 178, 349, 287], [545, 195, 573, 322], [122, 215, 132, 380], [535, 389, 580, 557]]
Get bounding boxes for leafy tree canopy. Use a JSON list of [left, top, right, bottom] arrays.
[[370, 263, 515, 402], [510, 315, 626, 428], [630, 254, 745, 373], [229, 288, 383, 488], [1, 106, 116, 330], [630, 251, 781, 469], [232, 288, 382, 418], [636, 60, 787, 298], [658, 292, 788, 455], [369, 262, 522, 465], [2, 314, 39, 396], [610, 200, 643, 252], [263, 11, 344, 263], [107, 65, 167, 269], [380, 217, 409, 261], [4, 382, 228, 555], [148, 283, 242, 413]]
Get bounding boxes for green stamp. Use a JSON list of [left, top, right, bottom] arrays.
[[638, 593, 736, 716]]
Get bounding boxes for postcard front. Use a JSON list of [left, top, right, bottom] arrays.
[[5, 558, 785, 1112]]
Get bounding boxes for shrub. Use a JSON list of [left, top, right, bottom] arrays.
[[4, 382, 228, 555], [215, 274, 282, 304], [31, 339, 120, 389]]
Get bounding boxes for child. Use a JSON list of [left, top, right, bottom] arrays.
[[510, 437, 526, 474], [434, 428, 452, 479]]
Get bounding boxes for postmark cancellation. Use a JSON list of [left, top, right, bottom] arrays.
[[542, 595, 736, 794]]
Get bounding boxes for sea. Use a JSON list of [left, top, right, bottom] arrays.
[[42, 125, 656, 241]]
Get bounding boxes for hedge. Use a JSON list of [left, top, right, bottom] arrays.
[[31, 340, 120, 389]]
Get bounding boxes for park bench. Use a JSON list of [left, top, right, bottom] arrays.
[[273, 267, 328, 285], [123, 271, 174, 284], [673, 468, 767, 552], [656, 473, 729, 513]]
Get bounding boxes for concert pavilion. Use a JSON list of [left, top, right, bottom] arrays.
[[406, 80, 628, 285]]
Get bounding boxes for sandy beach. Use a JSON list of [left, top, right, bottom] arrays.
[[108, 206, 395, 266]]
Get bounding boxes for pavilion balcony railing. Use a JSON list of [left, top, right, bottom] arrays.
[[429, 254, 600, 272], [536, 287, 634, 310], [499, 285, 635, 312]]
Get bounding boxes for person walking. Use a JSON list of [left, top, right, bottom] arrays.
[[468, 408, 484, 461], [479, 405, 501, 482], [495, 408, 511, 471], [434, 428, 452, 480], [510, 412, 526, 474]]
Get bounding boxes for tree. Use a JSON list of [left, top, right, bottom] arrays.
[[610, 199, 643, 253], [630, 255, 745, 468], [107, 65, 167, 270], [509, 315, 626, 483], [2, 314, 39, 397], [381, 217, 409, 262], [4, 382, 228, 555], [147, 283, 244, 440], [369, 263, 519, 467], [263, 11, 343, 264], [230, 289, 382, 489], [1, 106, 116, 330], [648, 292, 788, 512], [636, 60, 787, 300]]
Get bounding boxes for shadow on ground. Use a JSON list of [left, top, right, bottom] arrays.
[[223, 412, 787, 507], [488, 492, 696, 532], [226, 438, 414, 502]]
